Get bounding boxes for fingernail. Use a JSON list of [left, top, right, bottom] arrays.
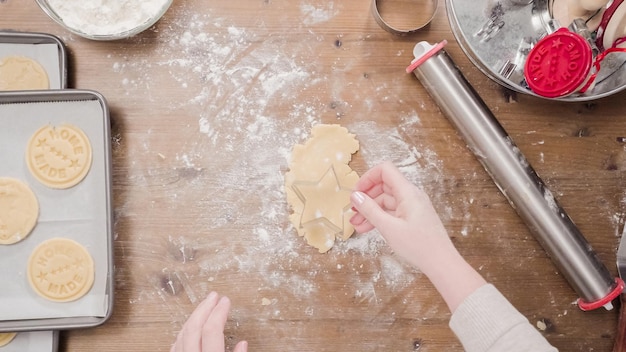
[[351, 191, 366, 205], [208, 291, 218, 300]]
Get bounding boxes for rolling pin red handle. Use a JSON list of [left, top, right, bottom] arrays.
[[578, 277, 624, 311], [406, 40, 448, 73]]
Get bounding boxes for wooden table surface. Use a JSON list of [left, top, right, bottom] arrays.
[[3, 1, 626, 351]]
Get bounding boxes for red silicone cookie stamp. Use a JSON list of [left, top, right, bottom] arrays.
[[524, 28, 592, 98]]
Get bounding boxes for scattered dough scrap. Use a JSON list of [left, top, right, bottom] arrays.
[[285, 124, 359, 253], [0, 177, 39, 245], [26, 124, 93, 189], [0, 332, 17, 347], [536, 320, 547, 331], [0, 56, 49, 91], [27, 238, 95, 302]]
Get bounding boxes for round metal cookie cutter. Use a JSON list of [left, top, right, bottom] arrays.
[[371, 0, 439, 35]]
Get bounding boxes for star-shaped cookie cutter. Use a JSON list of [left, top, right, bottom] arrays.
[[290, 165, 354, 237]]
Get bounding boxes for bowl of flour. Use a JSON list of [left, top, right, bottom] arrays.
[[35, 0, 173, 40]]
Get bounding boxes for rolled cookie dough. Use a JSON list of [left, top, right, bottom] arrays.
[[0, 56, 49, 91], [0, 332, 17, 347], [26, 124, 93, 189], [285, 124, 359, 253], [27, 238, 95, 302], [0, 177, 39, 245]]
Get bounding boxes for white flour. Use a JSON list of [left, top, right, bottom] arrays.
[[300, 2, 339, 25], [104, 1, 480, 333], [46, 0, 170, 36], [65, 3, 624, 349]]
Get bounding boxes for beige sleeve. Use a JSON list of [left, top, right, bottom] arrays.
[[449, 284, 559, 352]]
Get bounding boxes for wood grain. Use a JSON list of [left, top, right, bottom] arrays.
[[615, 297, 626, 352], [1, 0, 626, 351]]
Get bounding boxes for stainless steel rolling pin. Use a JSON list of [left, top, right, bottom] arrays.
[[406, 40, 623, 310]]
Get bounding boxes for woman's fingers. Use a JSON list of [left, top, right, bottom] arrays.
[[354, 163, 409, 211], [354, 163, 387, 193], [350, 191, 398, 233], [349, 211, 375, 233], [172, 293, 244, 352], [180, 292, 220, 351], [201, 296, 232, 352], [350, 185, 402, 233], [233, 341, 249, 352]]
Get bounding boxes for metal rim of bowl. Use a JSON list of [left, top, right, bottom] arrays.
[[34, 0, 174, 41], [445, 0, 626, 102]]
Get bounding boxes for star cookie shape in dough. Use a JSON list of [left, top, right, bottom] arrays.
[[291, 165, 353, 232], [284, 124, 360, 253]]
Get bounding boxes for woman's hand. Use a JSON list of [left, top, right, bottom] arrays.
[[349, 161, 455, 272], [171, 292, 248, 352], [349, 162, 486, 312]]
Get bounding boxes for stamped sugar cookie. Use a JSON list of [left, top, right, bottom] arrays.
[[0, 332, 17, 347], [0, 177, 39, 245], [285, 124, 360, 253], [0, 56, 49, 91], [26, 124, 92, 189], [27, 238, 95, 302]]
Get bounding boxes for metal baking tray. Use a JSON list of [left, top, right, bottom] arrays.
[[0, 31, 67, 90], [0, 331, 59, 352], [0, 90, 113, 331]]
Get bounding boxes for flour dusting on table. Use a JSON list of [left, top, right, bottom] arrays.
[[300, 2, 339, 25], [102, 1, 464, 328]]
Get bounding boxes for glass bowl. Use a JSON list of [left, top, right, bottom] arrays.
[[34, 0, 174, 41]]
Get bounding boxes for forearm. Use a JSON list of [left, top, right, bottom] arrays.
[[421, 248, 557, 351], [418, 245, 487, 313]]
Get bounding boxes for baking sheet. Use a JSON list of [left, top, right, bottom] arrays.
[[0, 91, 112, 329], [0, 331, 58, 352], [0, 32, 66, 90]]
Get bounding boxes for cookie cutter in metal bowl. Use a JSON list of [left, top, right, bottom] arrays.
[[34, 0, 173, 41], [446, 0, 626, 101]]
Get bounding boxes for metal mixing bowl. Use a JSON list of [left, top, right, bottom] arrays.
[[446, 0, 626, 101]]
